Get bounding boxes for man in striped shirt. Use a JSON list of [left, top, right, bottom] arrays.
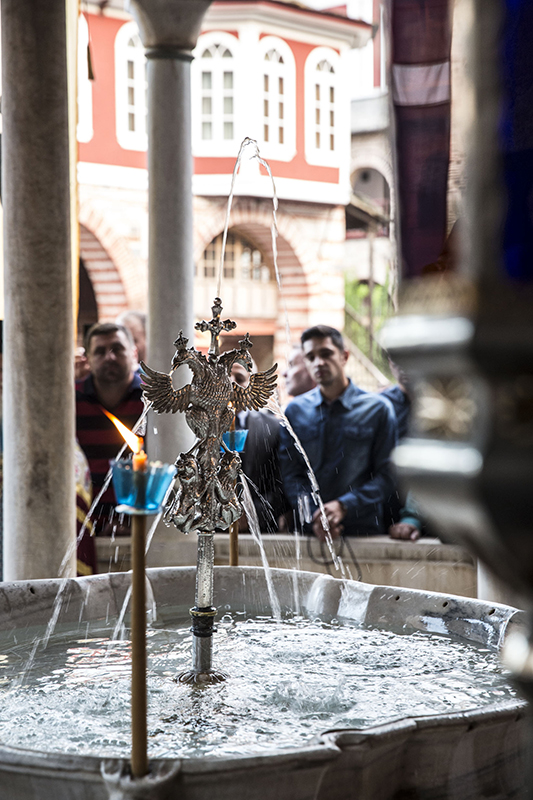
[[76, 322, 144, 538]]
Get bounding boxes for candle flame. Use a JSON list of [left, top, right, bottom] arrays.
[[102, 408, 143, 454]]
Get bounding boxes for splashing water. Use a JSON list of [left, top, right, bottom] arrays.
[[240, 478, 282, 620], [267, 394, 347, 578], [0, 614, 518, 760]]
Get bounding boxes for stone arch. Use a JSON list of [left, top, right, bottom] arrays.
[[350, 149, 395, 220], [79, 199, 143, 309], [350, 149, 393, 191], [194, 197, 312, 358], [79, 224, 128, 321]]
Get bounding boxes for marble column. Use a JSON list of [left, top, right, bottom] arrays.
[[128, 0, 211, 464], [1, 0, 75, 578]]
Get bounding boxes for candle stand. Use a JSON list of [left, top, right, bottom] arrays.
[[111, 459, 175, 778]]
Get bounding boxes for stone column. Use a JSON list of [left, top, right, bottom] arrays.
[[1, 0, 75, 579], [128, 0, 211, 464]]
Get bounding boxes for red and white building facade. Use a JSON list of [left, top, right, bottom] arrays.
[[76, 0, 373, 366]]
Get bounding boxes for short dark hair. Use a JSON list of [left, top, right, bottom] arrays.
[[301, 325, 345, 352], [85, 322, 134, 352]]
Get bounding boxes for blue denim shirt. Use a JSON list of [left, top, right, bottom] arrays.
[[279, 380, 397, 536], [380, 383, 411, 439]]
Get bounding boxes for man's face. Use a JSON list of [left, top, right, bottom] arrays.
[[88, 331, 136, 385], [230, 362, 250, 388], [283, 347, 316, 397], [302, 336, 348, 388]]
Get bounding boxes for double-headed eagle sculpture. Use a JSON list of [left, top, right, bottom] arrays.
[[139, 298, 277, 534]]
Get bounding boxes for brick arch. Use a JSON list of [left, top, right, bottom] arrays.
[[79, 224, 128, 321], [194, 197, 311, 356], [79, 199, 143, 310]]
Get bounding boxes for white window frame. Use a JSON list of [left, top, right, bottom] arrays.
[[77, 13, 93, 143], [304, 46, 343, 168], [257, 36, 296, 162], [192, 31, 241, 158], [197, 232, 274, 283], [115, 20, 147, 152]]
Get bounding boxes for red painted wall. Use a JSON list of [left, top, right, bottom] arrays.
[[79, 14, 146, 169], [80, 15, 339, 185]]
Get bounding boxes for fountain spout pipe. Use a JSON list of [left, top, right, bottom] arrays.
[[229, 521, 239, 566], [191, 533, 216, 673], [178, 531, 227, 684]]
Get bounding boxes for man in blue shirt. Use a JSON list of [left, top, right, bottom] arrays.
[[279, 325, 397, 538]]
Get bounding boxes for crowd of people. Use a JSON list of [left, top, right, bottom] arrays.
[[74, 314, 423, 575]]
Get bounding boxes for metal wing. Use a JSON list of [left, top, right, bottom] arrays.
[[231, 364, 278, 412], [140, 362, 191, 414]]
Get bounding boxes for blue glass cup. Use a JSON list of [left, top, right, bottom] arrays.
[[222, 429, 249, 453], [111, 459, 176, 513]]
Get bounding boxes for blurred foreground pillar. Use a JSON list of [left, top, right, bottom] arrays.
[[128, 0, 211, 464], [1, 0, 76, 579]]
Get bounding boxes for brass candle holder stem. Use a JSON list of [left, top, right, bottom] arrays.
[[130, 510, 148, 778]]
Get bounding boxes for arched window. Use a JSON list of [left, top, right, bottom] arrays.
[[263, 49, 285, 147], [77, 14, 93, 143], [314, 59, 336, 152], [258, 36, 296, 161], [347, 167, 391, 236], [305, 47, 343, 167], [352, 168, 390, 217], [197, 232, 273, 283], [192, 32, 240, 157], [115, 21, 147, 151], [200, 44, 234, 142]]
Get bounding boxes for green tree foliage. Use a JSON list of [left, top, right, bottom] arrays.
[[344, 276, 394, 378]]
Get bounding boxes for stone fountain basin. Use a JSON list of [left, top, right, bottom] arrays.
[[0, 566, 526, 800]]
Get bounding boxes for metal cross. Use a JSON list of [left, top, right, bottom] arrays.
[[194, 296, 237, 359]]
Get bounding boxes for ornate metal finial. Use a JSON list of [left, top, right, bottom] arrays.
[[173, 331, 189, 351], [239, 333, 253, 352], [194, 296, 237, 359], [140, 298, 277, 534]]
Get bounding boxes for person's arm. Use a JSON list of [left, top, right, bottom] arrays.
[[389, 492, 422, 540]]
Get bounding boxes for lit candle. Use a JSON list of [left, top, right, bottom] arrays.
[[102, 407, 147, 467], [133, 441, 148, 473]]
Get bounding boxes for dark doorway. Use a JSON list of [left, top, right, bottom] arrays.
[[78, 258, 98, 344]]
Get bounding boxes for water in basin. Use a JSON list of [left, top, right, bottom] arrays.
[[0, 613, 516, 760]]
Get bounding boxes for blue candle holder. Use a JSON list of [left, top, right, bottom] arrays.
[[111, 459, 176, 515], [221, 429, 248, 453]]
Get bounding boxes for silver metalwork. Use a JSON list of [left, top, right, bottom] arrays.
[[140, 297, 277, 683], [141, 297, 277, 536]]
